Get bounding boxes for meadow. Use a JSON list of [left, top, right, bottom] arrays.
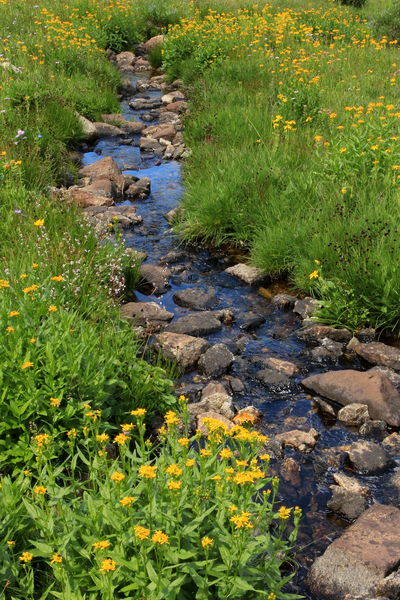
[[0, 0, 300, 597]]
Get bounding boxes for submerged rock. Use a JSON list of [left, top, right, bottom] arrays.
[[256, 368, 291, 388], [347, 440, 389, 474], [308, 504, 400, 599], [236, 311, 266, 331], [302, 369, 400, 427]]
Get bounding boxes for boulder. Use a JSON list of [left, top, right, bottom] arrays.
[[93, 122, 124, 137], [382, 432, 400, 454], [165, 100, 188, 114], [327, 486, 367, 521], [142, 123, 176, 142], [224, 263, 264, 285], [293, 297, 322, 318], [298, 325, 352, 344], [308, 504, 400, 599], [79, 157, 124, 192], [332, 472, 369, 497], [139, 264, 171, 295], [275, 428, 319, 451], [337, 404, 370, 426], [314, 397, 337, 417], [173, 288, 217, 311], [201, 382, 227, 399], [352, 341, 400, 371], [161, 91, 185, 104], [302, 370, 400, 427], [347, 440, 389, 474], [144, 35, 165, 52], [234, 405, 263, 422], [155, 332, 209, 370], [78, 115, 97, 139], [368, 366, 400, 390], [164, 311, 229, 337], [263, 357, 299, 376], [270, 293, 297, 309], [66, 188, 114, 208], [198, 344, 234, 377], [79, 179, 116, 198], [359, 420, 388, 439], [125, 178, 151, 200], [101, 114, 145, 134], [133, 57, 151, 72], [121, 302, 173, 330], [188, 393, 234, 420], [256, 369, 291, 388]]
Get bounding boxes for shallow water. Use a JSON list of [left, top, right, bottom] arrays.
[[82, 73, 400, 598]]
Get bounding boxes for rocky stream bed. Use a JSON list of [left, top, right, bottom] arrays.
[[54, 42, 400, 600]]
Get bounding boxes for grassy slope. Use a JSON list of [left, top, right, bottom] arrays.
[[163, 0, 400, 332]]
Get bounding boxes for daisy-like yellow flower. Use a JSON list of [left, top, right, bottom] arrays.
[[178, 437, 190, 447], [219, 448, 233, 459], [92, 540, 110, 551], [119, 496, 136, 506], [6, 326, 14, 332], [166, 464, 182, 477], [33, 219, 44, 227], [96, 433, 109, 443], [110, 471, 125, 483], [114, 433, 129, 446], [134, 525, 150, 540], [21, 361, 33, 370], [164, 410, 179, 425], [7, 540, 16, 546], [34, 485, 47, 495], [167, 480, 182, 490], [230, 511, 253, 529], [51, 276, 64, 281], [50, 553, 62, 564], [200, 448, 212, 457], [9, 311, 20, 317], [100, 558, 116, 572], [309, 270, 319, 280], [130, 408, 147, 416], [201, 536, 213, 548], [19, 552, 33, 563], [138, 465, 157, 479], [278, 506, 291, 520], [48, 305, 58, 312], [67, 429, 77, 439], [152, 530, 169, 545], [29, 338, 37, 344], [50, 397, 60, 407], [185, 458, 195, 467]]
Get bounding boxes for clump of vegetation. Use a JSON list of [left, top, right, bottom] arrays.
[[375, 2, 400, 41], [1, 403, 300, 600]]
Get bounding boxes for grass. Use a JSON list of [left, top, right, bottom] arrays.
[[162, 0, 400, 332]]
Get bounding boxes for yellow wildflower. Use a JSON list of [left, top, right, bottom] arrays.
[[134, 525, 150, 540], [152, 530, 169, 545]]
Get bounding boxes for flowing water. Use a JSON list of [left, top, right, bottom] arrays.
[[82, 72, 400, 598]]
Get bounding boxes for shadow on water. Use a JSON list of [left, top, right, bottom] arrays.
[[82, 73, 400, 599]]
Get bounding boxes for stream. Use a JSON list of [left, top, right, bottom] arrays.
[[80, 70, 400, 599]]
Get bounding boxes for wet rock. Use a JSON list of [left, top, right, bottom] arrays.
[[302, 370, 400, 427], [188, 393, 234, 420], [313, 397, 337, 418], [227, 376, 246, 393], [139, 136, 163, 153], [275, 428, 319, 451], [66, 188, 114, 208], [139, 264, 171, 294], [298, 325, 352, 344], [198, 344, 234, 377], [270, 293, 297, 309], [327, 486, 367, 521], [352, 341, 400, 371], [263, 357, 299, 376], [338, 404, 370, 426], [256, 369, 291, 388], [368, 366, 400, 390], [309, 345, 342, 363], [173, 288, 217, 311], [293, 297, 322, 319], [308, 504, 400, 600], [92, 122, 124, 137], [101, 114, 145, 134], [356, 327, 376, 343], [121, 302, 173, 330], [225, 263, 264, 285], [125, 248, 147, 262], [197, 411, 233, 435], [332, 472, 369, 496], [155, 332, 209, 370], [159, 250, 187, 265], [359, 420, 388, 439], [316, 447, 347, 470], [79, 156, 125, 192], [174, 383, 203, 402], [165, 311, 226, 337], [142, 123, 177, 142], [347, 440, 389, 474], [280, 457, 301, 487], [161, 91, 185, 104], [144, 34, 165, 52], [130, 98, 162, 111], [201, 382, 227, 399], [236, 311, 266, 331], [125, 178, 151, 200], [382, 432, 400, 454]]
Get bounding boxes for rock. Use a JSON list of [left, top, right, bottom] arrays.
[[347, 440, 389, 474], [161, 91, 185, 104], [298, 325, 352, 344], [125, 178, 151, 200], [227, 377, 246, 393], [236, 311, 266, 331], [121, 302, 173, 330], [139, 136, 163, 153], [263, 357, 299, 376], [79, 157, 124, 192], [235, 405, 263, 422], [256, 369, 291, 388], [376, 569, 400, 599], [275, 428, 319, 451], [155, 332, 209, 370], [125, 248, 147, 263], [302, 370, 400, 427], [280, 457, 301, 486], [164, 207, 182, 224], [353, 341, 400, 371], [293, 297, 322, 318], [332, 472, 369, 496], [198, 344, 234, 377], [338, 404, 370, 426], [308, 504, 400, 599], [382, 432, 400, 454], [224, 263, 264, 285], [79, 178, 116, 198], [133, 57, 151, 72], [356, 327, 376, 343], [368, 366, 400, 390], [101, 114, 145, 134], [201, 382, 227, 399], [130, 98, 162, 111], [359, 420, 388, 439], [188, 393, 234, 420], [144, 35, 165, 52], [115, 51, 135, 71], [139, 264, 171, 295], [390, 472, 400, 491], [270, 293, 297, 309], [78, 115, 97, 139], [314, 397, 337, 417], [93, 122, 124, 137], [66, 188, 114, 208], [197, 411, 233, 435], [165, 100, 188, 114], [143, 123, 176, 142], [173, 288, 217, 311], [164, 311, 226, 337], [83, 205, 142, 229], [327, 486, 367, 521]]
